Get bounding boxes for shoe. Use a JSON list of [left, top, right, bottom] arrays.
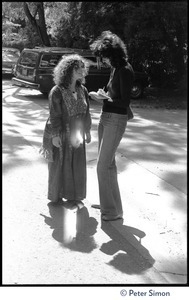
[[62, 200, 78, 210], [101, 214, 123, 221], [48, 198, 63, 206], [62, 200, 84, 210], [75, 201, 84, 209], [91, 204, 100, 209]]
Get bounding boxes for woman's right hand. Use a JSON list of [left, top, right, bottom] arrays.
[[52, 136, 61, 148]]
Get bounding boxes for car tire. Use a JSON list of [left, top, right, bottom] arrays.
[[131, 82, 144, 99], [41, 91, 49, 97]]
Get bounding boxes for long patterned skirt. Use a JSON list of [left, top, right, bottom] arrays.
[[48, 141, 86, 202]]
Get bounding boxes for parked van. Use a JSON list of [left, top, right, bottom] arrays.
[[12, 47, 149, 99]]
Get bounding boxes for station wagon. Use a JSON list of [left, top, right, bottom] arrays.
[[12, 47, 149, 99]]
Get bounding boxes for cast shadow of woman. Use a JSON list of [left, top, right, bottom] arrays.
[[101, 219, 155, 275], [40, 205, 98, 253]]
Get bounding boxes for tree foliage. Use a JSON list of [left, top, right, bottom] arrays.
[[2, 1, 187, 87], [2, 2, 51, 48], [123, 2, 187, 86]]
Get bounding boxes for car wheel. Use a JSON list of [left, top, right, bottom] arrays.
[[131, 82, 143, 99], [41, 91, 49, 97]]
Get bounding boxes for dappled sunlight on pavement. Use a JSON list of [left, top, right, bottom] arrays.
[[3, 82, 187, 284]]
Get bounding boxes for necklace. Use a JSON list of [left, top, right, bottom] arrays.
[[69, 83, 76, 93], [72, 91, 77, 100]]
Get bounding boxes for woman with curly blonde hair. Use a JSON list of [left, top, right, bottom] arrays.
[[40, 54, 91, 209]]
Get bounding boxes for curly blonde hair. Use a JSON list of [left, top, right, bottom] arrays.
[[53, 54, 88, 87]]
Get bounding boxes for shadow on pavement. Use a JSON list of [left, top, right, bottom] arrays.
[[40, 205, 98, 253], [3, 128, 38, 174], [101, 220, 155, 275]]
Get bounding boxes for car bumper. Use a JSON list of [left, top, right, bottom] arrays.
[[12, 77, 40, 89], [2, 68, 13, 74]]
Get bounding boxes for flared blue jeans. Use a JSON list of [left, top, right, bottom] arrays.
[[97, 112, 128, 217], [97, 112, 127, 217]]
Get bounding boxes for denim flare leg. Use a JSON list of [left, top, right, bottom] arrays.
[[97, 112, 127, 217]]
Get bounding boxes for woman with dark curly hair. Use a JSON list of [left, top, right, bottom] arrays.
[[40, 54, 91, 209], [90, 31, 134, 221]]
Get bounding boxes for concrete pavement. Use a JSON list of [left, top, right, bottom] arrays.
[[2, 84, 187, 285]]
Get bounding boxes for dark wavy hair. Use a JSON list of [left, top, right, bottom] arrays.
[[53, 54, 88, 87], [90, 31, 128, 68]]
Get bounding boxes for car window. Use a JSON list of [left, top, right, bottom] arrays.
[[19, 52, 39, 67], [39, 54, 63, 68], [84, 56, 110, 70]]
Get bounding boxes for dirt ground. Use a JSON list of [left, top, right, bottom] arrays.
[[131, 86, 187, 110]]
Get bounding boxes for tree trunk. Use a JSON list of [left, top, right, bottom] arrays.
[[23, 2, 51, 46], [37, 3, 51, 46]]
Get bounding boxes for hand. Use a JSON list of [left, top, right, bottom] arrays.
[[52, 136, 61, 148], [85, 132, 91, 144]]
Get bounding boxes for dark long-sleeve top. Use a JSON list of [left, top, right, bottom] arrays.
[[103, 62, 134, 115]]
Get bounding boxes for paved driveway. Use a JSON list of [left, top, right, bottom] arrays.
[[2, 80, 187, 285]]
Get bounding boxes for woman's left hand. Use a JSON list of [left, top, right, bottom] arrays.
[[85, 132, 91, 144]]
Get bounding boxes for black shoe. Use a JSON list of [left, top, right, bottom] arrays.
[[91, 204, 100, 209], [75, 201, 84, 209], [48, 198, 63, 206], [62, 200, 78, 210], [101, 214, 123, 221]]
